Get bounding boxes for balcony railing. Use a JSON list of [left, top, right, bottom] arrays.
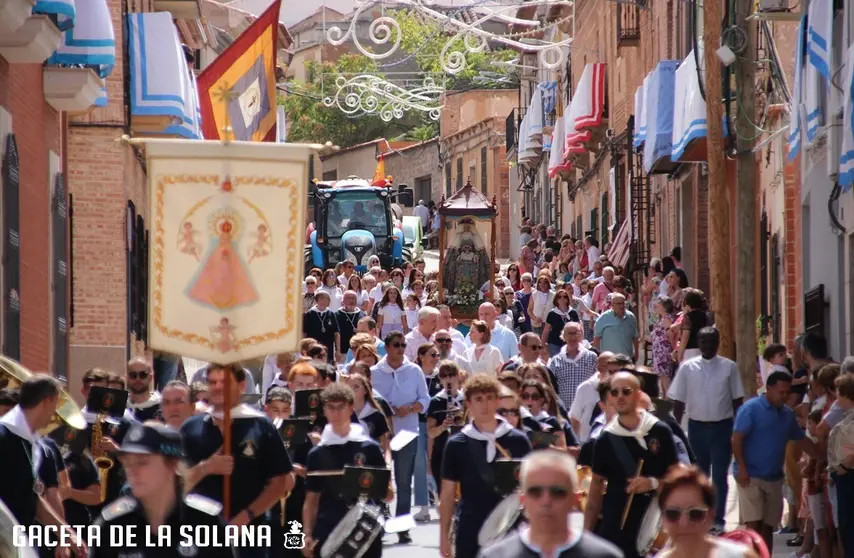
[[505, 107, 526, 153], [617, 1, 641, 47]]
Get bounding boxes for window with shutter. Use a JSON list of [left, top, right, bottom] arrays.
[[590, 208, 599, 244], [445, 164, 452, 197], [480, 147, 488, 195], [52, 172, 69, 380], [2, 134, 21, 360], [456, 158, 463, 190], [127, 202, 137, 348]]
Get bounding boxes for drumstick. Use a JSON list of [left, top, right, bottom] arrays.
[[621, 459, 644, 529]]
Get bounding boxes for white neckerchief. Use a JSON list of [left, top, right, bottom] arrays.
[[535, 410, 550, 421], [551, 306, 572, 320], [128, 391, 162, 410], [603, 411, 659, 450], [208, 403, 266, 420], [319, 423, 371, 446], [378, 357, 410, 387], [520, 406, 534, 420], [0, 405, 38, 443], [462, 418, 514, 462], [357, 402, 379, 420]]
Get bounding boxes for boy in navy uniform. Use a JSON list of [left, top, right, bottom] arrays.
[[181, 364, 295, 558], [438, 375, 532, 558], [425, 362, 465, 485], [303, 383, 392, 558], [91, 422, 234, 558]]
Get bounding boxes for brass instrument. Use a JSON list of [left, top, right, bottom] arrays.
[[0, 355, 85, 434], [90, 414, 114, 503]]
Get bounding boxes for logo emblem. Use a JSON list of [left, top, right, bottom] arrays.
[[103, 393, 114, 409], [353, 453, 366, 467], [648, 438, 660, 455], [359, 472, 374, 488], [284, 521, 306, 550], [242, 441, 257, 458], [308, 394, 320, 409], [64, 428, 76, 441], [126, 426, 144, 443], [284, 424, 296, 438]]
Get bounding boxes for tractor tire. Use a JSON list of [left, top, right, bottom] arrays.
[[304, 246, 314, 273], [401, 246, 413, 264]]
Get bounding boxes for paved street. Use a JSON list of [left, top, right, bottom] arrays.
[[375, 475, 795, 557]]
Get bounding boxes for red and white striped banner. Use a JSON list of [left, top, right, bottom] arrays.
[[608, 218, 631, 270]]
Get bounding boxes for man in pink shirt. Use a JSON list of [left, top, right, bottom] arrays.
[[591, 266, 615, 312]]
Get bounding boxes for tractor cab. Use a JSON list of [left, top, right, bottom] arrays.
[[305, 176, 413, 272]]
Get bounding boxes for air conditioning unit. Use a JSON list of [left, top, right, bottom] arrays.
[[759, 0, 788, 11]]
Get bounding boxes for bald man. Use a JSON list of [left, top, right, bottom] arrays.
[[465, 302, 519, 361], [583, 372, 679, 558]]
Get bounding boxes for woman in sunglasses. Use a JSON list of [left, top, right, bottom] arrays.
[[518, 363, 570, 421], [519, 380, 577, 452], [656, 466, 760, 558]]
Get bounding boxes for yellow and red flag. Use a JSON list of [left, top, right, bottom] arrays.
[[197, 0, 281, 142], [372, 153, 390, 186]]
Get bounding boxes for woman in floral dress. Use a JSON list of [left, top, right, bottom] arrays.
[[652, 295, 677, 395]]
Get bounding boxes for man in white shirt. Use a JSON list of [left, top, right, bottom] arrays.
[[465, 302, 519, 362], [260, 352, 298, 404], [585, 236, 601, 268], [435, 329, 472, 374], [568, 351, 616, 442], [413, 200, 431, 229], [405, 306, 440, 362], [437, 304, 467, 354], [668, 326, 745, 531], [506, 333, 547, 368]]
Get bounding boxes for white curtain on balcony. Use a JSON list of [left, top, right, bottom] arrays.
[[564, 63, 605, 152], [46, 0, 114, 77], [642, 59, 678, 173], [127, 12, 202, 139], [548, 98, 569, 177], [788, 16, 806, 161], [671, 48, 706, 162], [839, 43, 854, 192]]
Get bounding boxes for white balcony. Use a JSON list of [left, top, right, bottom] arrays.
[[0, 14, 61, 63], [0, 0, 34, 38], [43, 66, 103, 113]]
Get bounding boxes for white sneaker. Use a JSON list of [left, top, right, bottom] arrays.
[[413, 507, 431, 522]]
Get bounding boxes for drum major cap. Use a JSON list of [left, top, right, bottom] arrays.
[[119, 423, 184, 459]]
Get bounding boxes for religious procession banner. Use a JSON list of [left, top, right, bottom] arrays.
[[144, 138, 313, 364]]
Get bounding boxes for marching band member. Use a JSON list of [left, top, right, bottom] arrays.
[[0, 375, 85, 555], [264, 387, 293, 420], [91, 422, 234, 558], [519, 379, 579, 450], [577, 380, 614, 468], [477, 451, 623, 558], [426, 361, 466, 488], [343, 373, 391, 452], [126, 358, 162, 422], [654, 466, 759, 558], [181, 363, 295, 558], [439, 375, 532, 558], [583, 372, 679, 558], [303, 383, 392, 558]]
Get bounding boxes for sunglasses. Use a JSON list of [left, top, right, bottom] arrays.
[[439, 373, 458, 380], [497, 408, 520, 417], [609, 387, 635, 397], [521, 392, 543, 401], [128, 371, 149, 380], [662, 507, 709, 523], [428, 352, 440, 358], [527, 344, 543, 351], [389, 342, 407, 349], [435, 338, 452, 344], [525, 485, 570, 499]]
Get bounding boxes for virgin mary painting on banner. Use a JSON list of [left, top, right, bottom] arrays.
[[145, 139, 313, 364]]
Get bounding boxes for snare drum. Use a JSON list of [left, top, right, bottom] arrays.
[[320, 502, 385, 558], [478, 493, 524, 549], [637, 499, 668, 556]]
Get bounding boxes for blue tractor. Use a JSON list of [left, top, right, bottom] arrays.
[[305, 177, 414, 273]]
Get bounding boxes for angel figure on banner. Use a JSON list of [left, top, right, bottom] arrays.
[[247, 224, 272, 263], [442, 218, 489, 307], [211, 317, 238, 353], [185, 209, 260, 311], [178, 222, 204, 261]]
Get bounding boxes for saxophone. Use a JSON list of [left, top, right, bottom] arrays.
[[90, 414, 114, 503]]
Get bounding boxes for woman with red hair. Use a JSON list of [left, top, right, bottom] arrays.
[[655, 466, 765, 558]]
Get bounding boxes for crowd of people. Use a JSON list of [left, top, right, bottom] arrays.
[[0, 222, 853, 558]]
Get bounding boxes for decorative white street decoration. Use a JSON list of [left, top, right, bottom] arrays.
[[322, 75, 445, 121], [326, 0, 575, 74]]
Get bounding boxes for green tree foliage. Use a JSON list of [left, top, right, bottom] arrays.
[[282, 11, 516, 148]]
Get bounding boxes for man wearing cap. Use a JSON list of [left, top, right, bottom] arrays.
[[91, 422, 234, 557], [181, 364, 295, 558]]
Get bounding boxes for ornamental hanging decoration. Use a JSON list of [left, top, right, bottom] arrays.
[[322, 75, 445, 121], [326, 0, 576, 75]]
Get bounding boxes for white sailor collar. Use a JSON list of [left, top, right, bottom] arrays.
[[0, 405, 38, 442], [207, 403, 267, 421], [127, 391, 162, 410]]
